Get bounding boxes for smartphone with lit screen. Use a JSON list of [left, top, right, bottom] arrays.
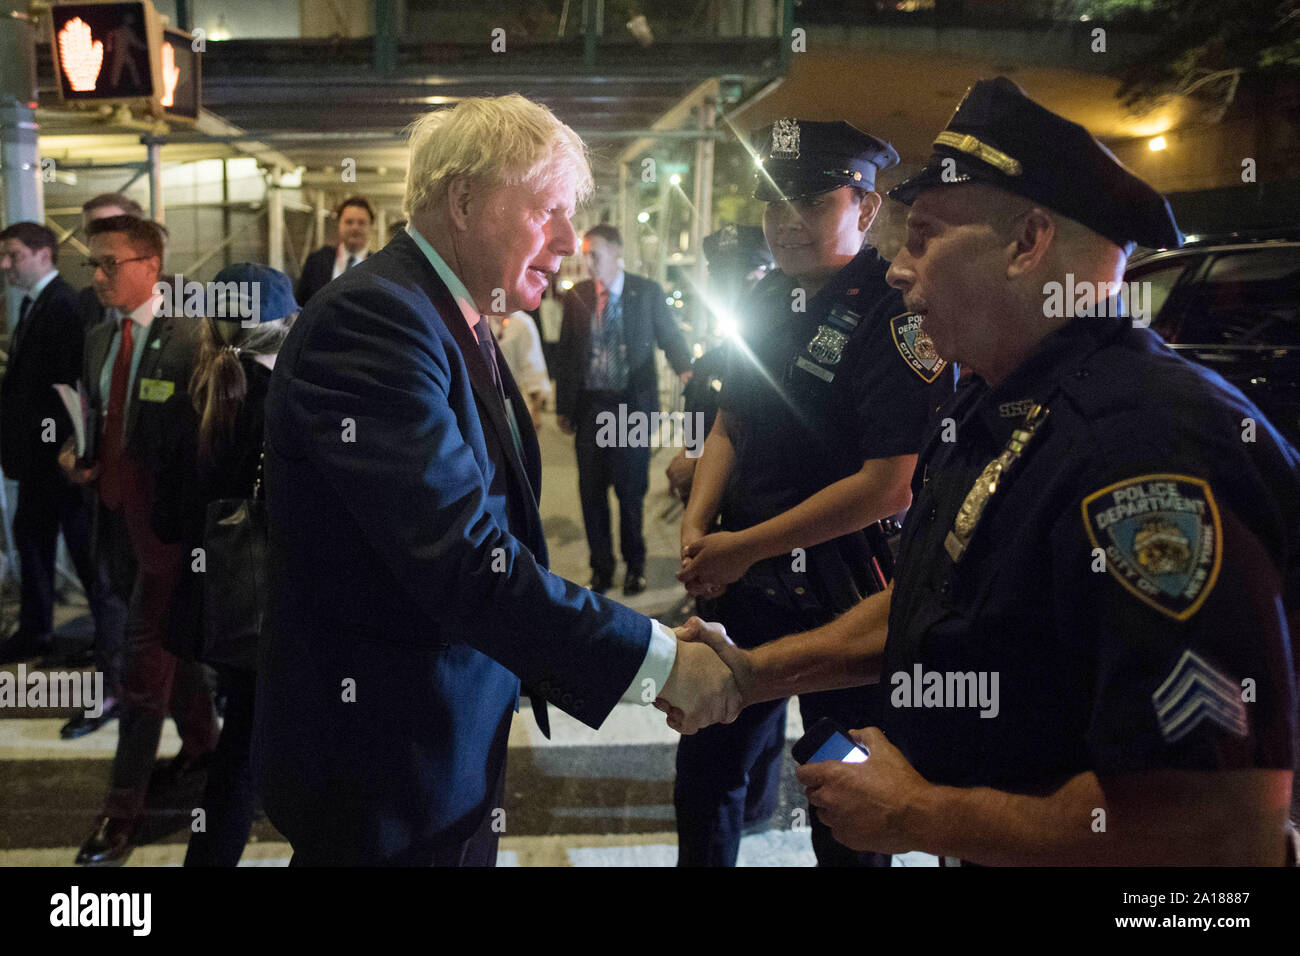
[[792, 717, 869, 765]]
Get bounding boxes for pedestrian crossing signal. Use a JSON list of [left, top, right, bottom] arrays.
[[51, 2, 163, 105], [161, 28, 201, 123]]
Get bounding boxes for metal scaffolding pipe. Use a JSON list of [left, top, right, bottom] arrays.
[[147, 140, 164, 223], [267, 167, 285, 272], [691, 97, 716, 345]]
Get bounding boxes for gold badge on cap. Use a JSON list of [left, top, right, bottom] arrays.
[[771, 118, 800, 160]]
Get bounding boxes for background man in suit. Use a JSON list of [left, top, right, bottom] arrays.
[[555, 225, 693, 595], [255, 94, 740, 867], [61, 216, 218, 865], [76, 193, 145, 334], [295, 195, 374, 306], [0, 224, 126, 711]]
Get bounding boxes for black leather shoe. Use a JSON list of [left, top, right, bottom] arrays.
[[0, 630, 52, 665], [589, 571, 613, 594], [60, 700, 120, 740], [623, 570, 648, 596], [75, 815, 135, 866]]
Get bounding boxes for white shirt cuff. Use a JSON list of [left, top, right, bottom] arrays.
[[620, 619, 678, 705]]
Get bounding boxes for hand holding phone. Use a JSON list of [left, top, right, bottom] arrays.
[[792, 717, 869, 765]]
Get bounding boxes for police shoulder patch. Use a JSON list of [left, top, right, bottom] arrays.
[[889, 312, 947, 383], [1081, 473, 1222, 621]]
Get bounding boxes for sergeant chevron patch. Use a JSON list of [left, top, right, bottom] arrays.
[[1082, 474, 1222, 621], [1152, 650, 1248, 744]]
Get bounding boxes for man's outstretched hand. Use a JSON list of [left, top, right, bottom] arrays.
[[654, 617, 745, 734]]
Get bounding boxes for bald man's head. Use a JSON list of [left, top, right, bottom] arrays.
[[885, 183, 1129, 384]]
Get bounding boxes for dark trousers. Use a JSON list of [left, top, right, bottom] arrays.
[[13, 475, 126, 691], [796, 684, 891, 867], [286, 752, 508, 867], [102, 462, 219, 821], [575, 391, 650, 577], [185, 667, 258, 867], [674, 582, 890, 867], [676, 696, 788, 866]]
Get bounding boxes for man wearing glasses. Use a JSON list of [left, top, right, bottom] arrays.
[[61, 215, 218, 866]]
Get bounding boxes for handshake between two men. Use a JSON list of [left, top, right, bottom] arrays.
[[646, 591, 932, 859], [653, 617, 752, 735]]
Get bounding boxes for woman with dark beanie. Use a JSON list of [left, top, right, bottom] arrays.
[[151, 263, 297, 866]]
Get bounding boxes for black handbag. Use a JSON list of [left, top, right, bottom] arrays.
[[200, 452, 267, 671]]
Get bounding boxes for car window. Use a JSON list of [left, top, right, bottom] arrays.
[[1179, 247, 1300, 347], [1127, 263, 1189, 339]]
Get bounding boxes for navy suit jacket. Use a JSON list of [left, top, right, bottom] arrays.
[[554, 273, 692, 419], [1, 275, 81, 482], [295, 245, 334, 307], [254, 230, 652, 861]]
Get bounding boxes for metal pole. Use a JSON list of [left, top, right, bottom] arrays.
[[655, 171, 671, 288], [583, 0, 598, 68], [374, 0, 396, 75], [146, 139, 164, 222], [1, 4, 43, 238], [0, 99, 41, 231], [221, 157, 232, 269], [617, 161, 630, 269], [267, 167, 285, 271], [314, 189, 328, 260], [691, 98, 716, 345]]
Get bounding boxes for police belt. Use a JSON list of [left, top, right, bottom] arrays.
[[737, 531, 889, 617]]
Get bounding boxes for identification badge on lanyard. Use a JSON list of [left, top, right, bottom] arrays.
[[138, 378, 175, 403]]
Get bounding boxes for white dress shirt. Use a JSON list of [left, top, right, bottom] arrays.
[[331, 244, 369, 280]]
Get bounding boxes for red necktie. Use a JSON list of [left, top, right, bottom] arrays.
[[99, 317, 134, 510], [596, 282, 609, 325]]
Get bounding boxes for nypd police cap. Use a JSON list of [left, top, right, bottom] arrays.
[[753, 119, 899, 202], [702, 224, 774, 277], [889, 77, 1182, 254]]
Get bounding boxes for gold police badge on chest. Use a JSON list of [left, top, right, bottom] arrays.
[[890, 312, 948, 383]]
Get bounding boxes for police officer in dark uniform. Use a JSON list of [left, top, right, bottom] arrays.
[[685, 79, 1299, 865], [666, 225, 777, 829], [666, 224, 774, 504], [675, 120, 955, 866]]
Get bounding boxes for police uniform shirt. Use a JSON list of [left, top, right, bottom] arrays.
[[719, 247, 953, 531], [884, 314, 1299, 794]]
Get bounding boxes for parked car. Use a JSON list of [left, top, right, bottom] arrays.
[[1126, 232, 1300, 445]]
